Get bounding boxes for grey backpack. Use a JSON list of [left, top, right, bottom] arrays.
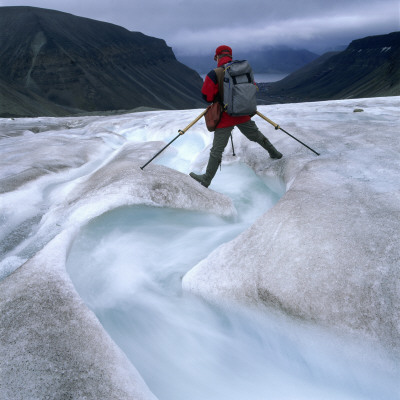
[[215, 60, 258, 116]]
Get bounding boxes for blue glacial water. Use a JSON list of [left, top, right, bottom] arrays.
[[66, 163, 399, 400]]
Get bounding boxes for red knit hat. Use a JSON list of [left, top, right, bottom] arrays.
[[214, 45, 232, 60]]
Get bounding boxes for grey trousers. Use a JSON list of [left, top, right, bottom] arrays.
[[210, 120, 265, 160]]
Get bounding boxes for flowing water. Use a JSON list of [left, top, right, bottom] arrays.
[[66, 162, 398, 400]]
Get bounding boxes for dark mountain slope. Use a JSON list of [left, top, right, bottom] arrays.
[[0, 77, 73, 118], [0, 6, 205, 117], [258, 32, 400, 104]]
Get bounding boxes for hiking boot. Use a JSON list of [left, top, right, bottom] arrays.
[[189, 172, 209, 187], [189, 155, 220, 188], [260, 137, 283, 159]]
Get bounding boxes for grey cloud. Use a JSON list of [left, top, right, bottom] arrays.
[[1, 0, 398, 53]]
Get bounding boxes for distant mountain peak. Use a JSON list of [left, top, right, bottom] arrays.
[[257, 31, 400, 104], [0, 6, 204, 117]]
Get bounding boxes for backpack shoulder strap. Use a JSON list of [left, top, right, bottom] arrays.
[[214, 67, 225, 103]]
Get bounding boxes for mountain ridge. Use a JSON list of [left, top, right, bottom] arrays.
[[0, 6, 205, 117], [1, 7, 398, 116], [257, 31, 400, 103]]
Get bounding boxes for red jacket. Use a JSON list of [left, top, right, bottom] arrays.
[[201, 56, 251, 129]]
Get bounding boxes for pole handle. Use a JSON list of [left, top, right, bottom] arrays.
[[256, 111, 279, 130], [179, 109, 208, 135], [140, 108, 208, 170]]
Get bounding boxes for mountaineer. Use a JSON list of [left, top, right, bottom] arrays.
[[189, 45, 282, 188]]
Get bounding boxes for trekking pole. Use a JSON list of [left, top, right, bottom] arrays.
[[230, 134, 236, 156], [256, 111, 320, 156], [140, 109, 208, 170]]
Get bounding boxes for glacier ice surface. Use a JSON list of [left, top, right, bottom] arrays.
[[1, 99, 400, 399]]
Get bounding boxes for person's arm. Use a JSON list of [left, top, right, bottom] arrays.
[[201, 70, 219, 103]]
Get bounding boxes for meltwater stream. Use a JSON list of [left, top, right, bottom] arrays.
[[66, 163, 397, 400]]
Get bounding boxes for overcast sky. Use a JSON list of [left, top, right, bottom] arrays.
[[1, 0, 399, 54]]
